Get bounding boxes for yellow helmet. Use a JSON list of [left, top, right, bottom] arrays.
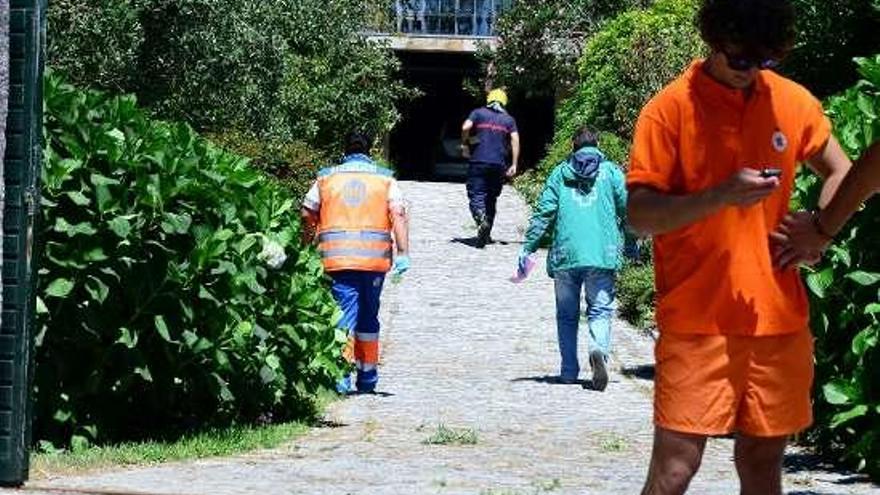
[[487, 88, 508, 107]]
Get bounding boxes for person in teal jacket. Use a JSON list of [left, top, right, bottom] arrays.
[[518, 127, 628, 391]]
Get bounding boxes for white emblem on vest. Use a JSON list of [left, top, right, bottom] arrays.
[[342, 179, 367, 207]]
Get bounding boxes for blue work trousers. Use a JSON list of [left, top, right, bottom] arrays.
[[466, 161, 505, 230], [330, 270, 385, 393]]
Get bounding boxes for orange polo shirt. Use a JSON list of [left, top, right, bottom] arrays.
[[627, 61, 831, 336]]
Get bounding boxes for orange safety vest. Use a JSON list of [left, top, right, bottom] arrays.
[[316, 158, 394, 273]]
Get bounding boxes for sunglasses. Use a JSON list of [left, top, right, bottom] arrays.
[[721, 50, 780, 71]]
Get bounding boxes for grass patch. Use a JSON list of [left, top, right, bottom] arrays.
[[598, 433, 629, 453], [32, 421, 311, 477], [422, 424, 478, 446], [480, 479, 563, 495]]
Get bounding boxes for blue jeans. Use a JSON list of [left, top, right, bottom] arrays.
[[330, 271, 385, 392], [554, 267, 616, 380]]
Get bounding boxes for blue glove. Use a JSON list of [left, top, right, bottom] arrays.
[[392, 255, 410, 277]]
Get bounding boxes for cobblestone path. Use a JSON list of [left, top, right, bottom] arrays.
[[17, 182, 880, 494]]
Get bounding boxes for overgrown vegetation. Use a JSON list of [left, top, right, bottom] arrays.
[[47, 0, 411, 193], [514, 0, 702, 205], [36, 74, 346, 448], [616, 263, 656, 330], [794, 55, 880, 478], [483, 0, 649, 99], [782, 0, 880, 98]]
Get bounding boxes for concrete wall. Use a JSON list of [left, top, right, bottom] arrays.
[[368, 34, 496, 54]]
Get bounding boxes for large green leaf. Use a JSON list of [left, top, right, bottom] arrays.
[[45, 278, 75, 298], [830, 405, 869, 429], [823, 381, 856, 405], [153, 315, 175, 343], [846, 271, 880, 286], [107, 216, 132, 238], [807, 267, 835, 298]]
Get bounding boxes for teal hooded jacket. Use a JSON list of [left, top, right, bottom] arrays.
[[522, 147, 628, 277]]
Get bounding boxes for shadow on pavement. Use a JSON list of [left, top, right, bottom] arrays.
[[620, 364, 655, 381], [511, 375, 589, 387], [512, 375, 587, 386], [784, 452, 878, 487], [345, 390, 396, 398], [450, 236, 482, 248], [450, 237, 514, 248], [315, 419, 348, 428], [511, 375, 617, 392]]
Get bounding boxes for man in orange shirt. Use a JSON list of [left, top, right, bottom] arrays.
[[626, 1, 852, 494]]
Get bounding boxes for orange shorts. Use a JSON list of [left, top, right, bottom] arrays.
[[654, 330, 814, 437]]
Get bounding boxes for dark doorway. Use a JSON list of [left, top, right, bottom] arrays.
[[389, 50, 555, 181], [390, 51, 481, 181]]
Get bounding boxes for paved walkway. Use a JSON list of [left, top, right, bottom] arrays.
[[17, 182, 880, 494]]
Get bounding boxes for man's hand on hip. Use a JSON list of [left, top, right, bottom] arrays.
[[769, 210, 829, 269]]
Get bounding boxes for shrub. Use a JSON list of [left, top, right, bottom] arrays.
[[795, 54, 880, 478], [46, 0, 144, 93], [36, 74, 346, 447], [782, 0, 880, 98], [205, 131, 329, 204], [554, 0, 702, 144], [517, 0, 702, 204], [47, 0, 410, 151], [483, 0, 648, 99], [616, 262, 656, 330], [515, 131, 629, 205]]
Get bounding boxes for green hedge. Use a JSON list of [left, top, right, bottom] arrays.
[[36, 74, 345, 448], [796, 55, 880, 478]]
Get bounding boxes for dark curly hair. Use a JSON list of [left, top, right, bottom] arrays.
[[698, 0, 796, 58]]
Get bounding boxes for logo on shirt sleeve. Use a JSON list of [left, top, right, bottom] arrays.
[[772, 130, 788, 153]]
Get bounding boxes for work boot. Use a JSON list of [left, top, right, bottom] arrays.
[[476, 220, 491, 248], [589, 350, 609, 392]]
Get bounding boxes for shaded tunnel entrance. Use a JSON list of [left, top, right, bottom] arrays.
[[389, 50, 555, 181]]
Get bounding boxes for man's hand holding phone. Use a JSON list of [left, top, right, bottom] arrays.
[[760, 168, 782, 179], [716, 167, 781, 207]]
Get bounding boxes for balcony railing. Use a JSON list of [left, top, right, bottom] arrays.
[[391, 0, 514, 37]]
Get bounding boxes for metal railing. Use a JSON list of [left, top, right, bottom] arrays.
[[391, 0, 513, 37]]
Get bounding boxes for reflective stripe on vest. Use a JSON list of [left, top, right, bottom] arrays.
[[317, 161, 394, 273], [318, 230, 392, 243]]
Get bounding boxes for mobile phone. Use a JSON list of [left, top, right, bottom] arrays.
[[760, 168, 782, 178]]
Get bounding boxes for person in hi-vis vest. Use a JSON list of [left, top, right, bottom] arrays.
[[301, 131, 410, 394]]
